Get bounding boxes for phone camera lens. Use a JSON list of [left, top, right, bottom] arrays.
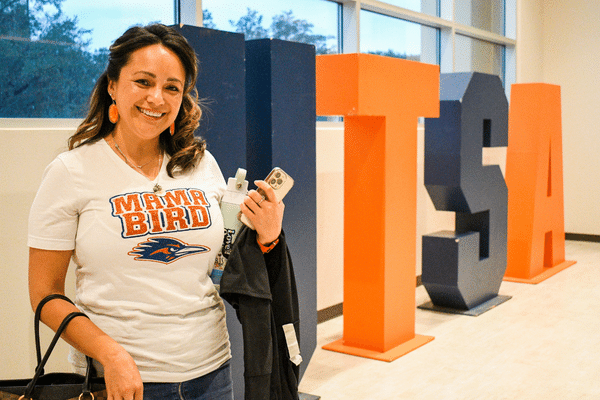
[[277, 178, 283, 185]]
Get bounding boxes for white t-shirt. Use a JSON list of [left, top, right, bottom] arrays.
[[28, 139, 230, 382]]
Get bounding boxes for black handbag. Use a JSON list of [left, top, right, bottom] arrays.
[[0, 294, 106, 399]]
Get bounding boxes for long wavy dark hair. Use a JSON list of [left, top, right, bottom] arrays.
[[68, 24, 205, 177]]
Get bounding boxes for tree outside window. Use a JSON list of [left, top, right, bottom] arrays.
[[1, 1, 337, 118], [1, 0, 107, 118]]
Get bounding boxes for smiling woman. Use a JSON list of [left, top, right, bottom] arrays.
[[106, 44, 185, 179], [26, 24, 259, 400], [27, 22, 287, 400], [69, 24, 203, 180]]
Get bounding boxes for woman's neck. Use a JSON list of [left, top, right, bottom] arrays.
[[107, 129, 163, 179], [111, 130, 161, 164]]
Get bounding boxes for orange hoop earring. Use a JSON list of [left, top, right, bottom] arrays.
[[169, 123, 175, 136], [108, 100, 119, 124]]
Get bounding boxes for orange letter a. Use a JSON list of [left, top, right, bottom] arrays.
[[505, 83, 575, 283]]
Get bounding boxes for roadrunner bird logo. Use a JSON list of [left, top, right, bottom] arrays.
[[128, 237, 210, 264]]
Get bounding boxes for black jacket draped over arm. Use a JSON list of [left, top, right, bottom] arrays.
[[220, 228, 300, 400]]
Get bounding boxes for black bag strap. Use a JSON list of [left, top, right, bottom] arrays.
[[34, 293, 74, 368], [24, 310, 90, 398], [25, 294, 99, 399]]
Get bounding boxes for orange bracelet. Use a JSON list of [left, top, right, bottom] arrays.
[[257, 237, 280, 253]]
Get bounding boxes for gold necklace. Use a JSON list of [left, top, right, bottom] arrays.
[[112, 139, 159, 170], [109, 135, 165, 195]]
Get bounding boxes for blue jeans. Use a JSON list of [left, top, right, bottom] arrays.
[[143, 360, 234, 400]]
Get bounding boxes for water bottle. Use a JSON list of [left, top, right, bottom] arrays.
[[210, 168, 248, 291]]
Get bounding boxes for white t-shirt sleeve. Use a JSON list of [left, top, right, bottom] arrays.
[[203, 150, 227, 201], [28, 156, 80, 251]]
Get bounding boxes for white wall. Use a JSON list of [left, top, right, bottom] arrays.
[[515, 0, 600, 236], [315, 122, 344, 311], [516, 0, 544, 83], [0, 119, 78, 378], [540, 1, 600, 235]]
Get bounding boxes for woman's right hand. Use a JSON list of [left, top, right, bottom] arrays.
[[102, 346, 144, 400]]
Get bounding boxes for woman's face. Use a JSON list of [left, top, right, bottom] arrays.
[[108, 44, 186, 142]]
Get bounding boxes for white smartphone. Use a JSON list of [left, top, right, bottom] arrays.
[[239, 167, 294, 230]]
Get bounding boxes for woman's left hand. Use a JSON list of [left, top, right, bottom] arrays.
[[240, 180, 284, 245]]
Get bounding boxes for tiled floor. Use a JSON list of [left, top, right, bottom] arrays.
[[298, 240, 600, 400]]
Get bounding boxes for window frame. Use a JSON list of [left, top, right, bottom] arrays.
[[194, 0, 515, 96], [0, 0, 516, 120], [311, 0, 515, 97]]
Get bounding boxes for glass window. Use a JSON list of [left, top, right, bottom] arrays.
[[360, 10, 439, 65], [0, 0, 174, 118], [202, 0, 339, 55], [60, 1, 175, 51], [384, 0, 439, 17], [454, 34, 504, 80], [454, 0, 505, 35]]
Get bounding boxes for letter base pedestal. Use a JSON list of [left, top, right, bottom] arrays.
[[322, 334, 434, 362], [418, 295, 512, 316], [503, 260, 576, 284]]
